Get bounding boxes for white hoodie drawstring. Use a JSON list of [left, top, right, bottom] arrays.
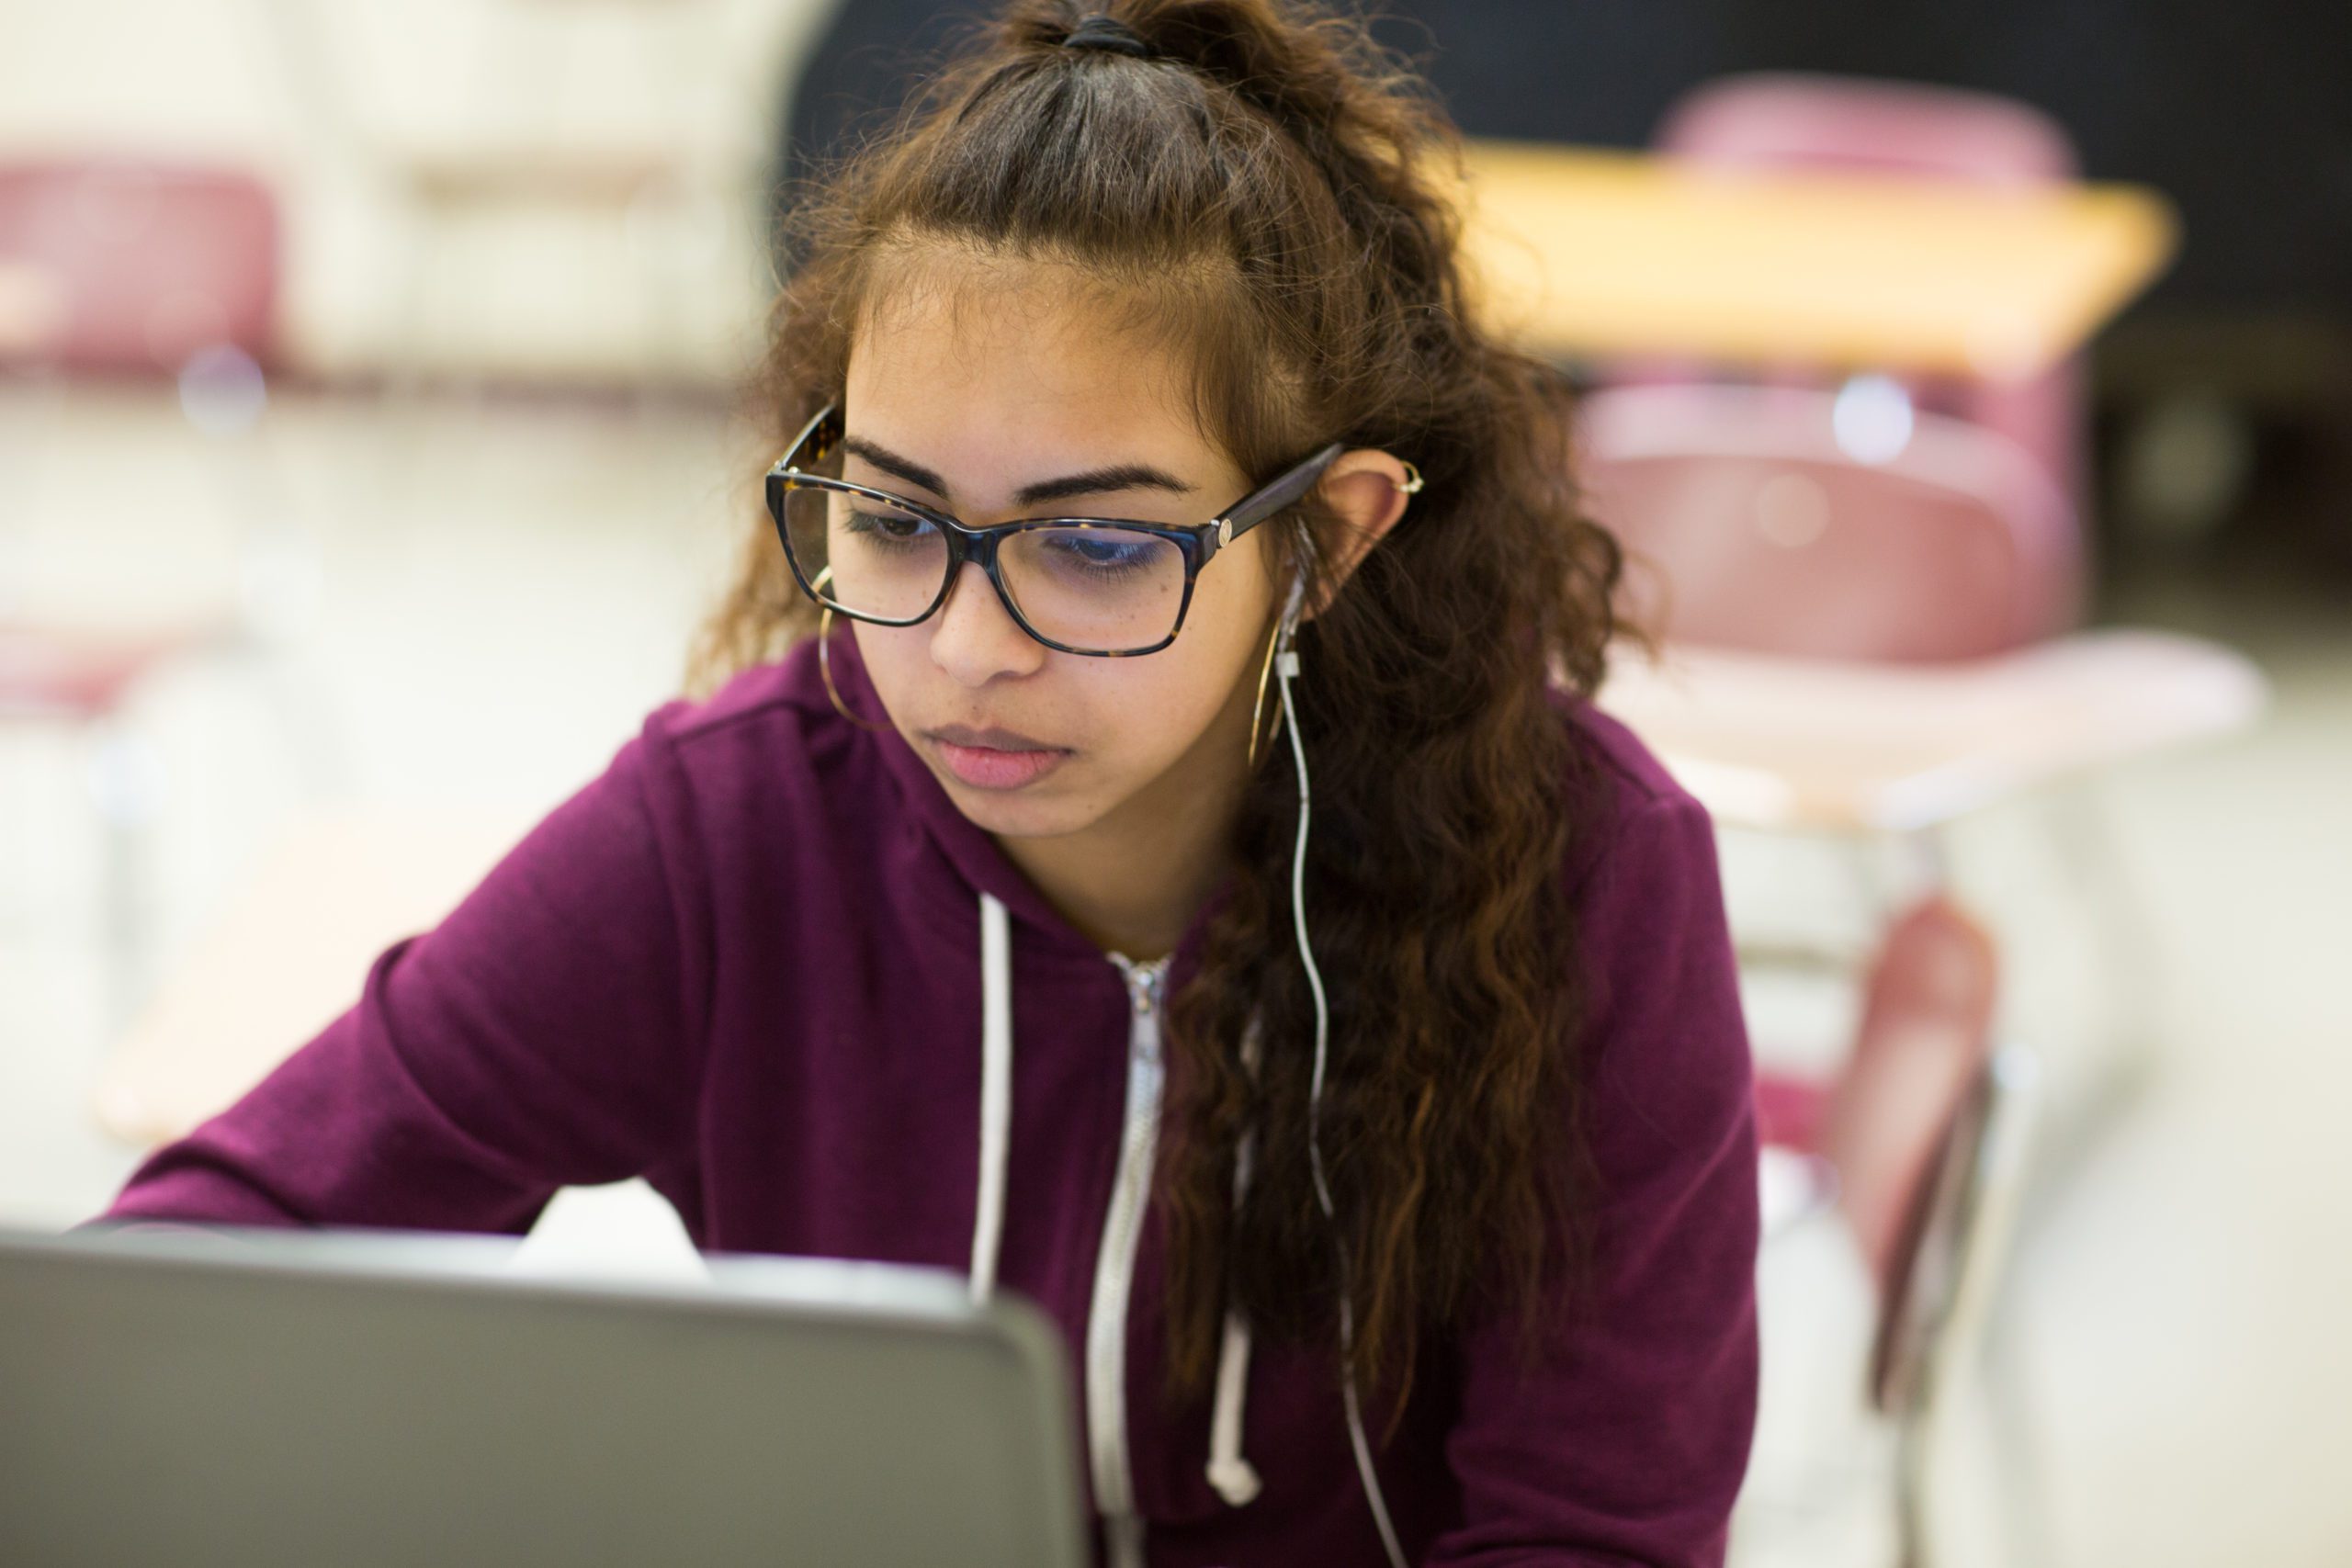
[[970, 890, 1262, 1511], [1205, 1027, 1264, 1506], [970, 893, 1013, 1303], [1206, 1309, 1262, 1506]]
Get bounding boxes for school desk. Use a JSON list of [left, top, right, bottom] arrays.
[[1593, 628, 2267, 837], [1455, 141, 2177, 378], [92, 806, 532, 1150]]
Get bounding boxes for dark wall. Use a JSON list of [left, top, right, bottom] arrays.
[[775, 1, 2352, 313]]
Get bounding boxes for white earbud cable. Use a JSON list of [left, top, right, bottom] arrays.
[[1274, 598, 1410, 1568]]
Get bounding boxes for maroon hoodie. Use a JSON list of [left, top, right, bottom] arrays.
[[96, 635, 1759, 1566]]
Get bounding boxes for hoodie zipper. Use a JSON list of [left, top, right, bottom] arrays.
[[1089, 952, 1170, 1568]]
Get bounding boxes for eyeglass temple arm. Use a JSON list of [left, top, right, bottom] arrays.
[[776, 403, 842, 473], [1216, 444, 1344, 547]]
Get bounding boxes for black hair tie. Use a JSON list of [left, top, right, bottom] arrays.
[[1061, 15, 1156, 58]]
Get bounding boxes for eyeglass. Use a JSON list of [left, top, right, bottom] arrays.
[[764, 403, 1343, 658]]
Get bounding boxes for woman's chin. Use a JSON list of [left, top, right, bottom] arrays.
[[931, 764, 1105, 841]]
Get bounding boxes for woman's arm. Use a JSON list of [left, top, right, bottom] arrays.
[[1429, 789, 1761, 1567], [85, 709, 715, 1239]]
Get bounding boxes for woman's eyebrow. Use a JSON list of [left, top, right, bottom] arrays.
[[1012, 465, 1196, 507], [842, 436, 950, 498], [841, 435, 1195, 509]]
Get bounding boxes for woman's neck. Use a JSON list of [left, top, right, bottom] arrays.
[[997, 815, 1227, 963]]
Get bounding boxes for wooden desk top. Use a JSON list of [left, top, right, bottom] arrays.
[[1456, 141, 2177, 378]]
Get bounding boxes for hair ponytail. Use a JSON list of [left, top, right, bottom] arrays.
[[696, 0, 1623, 1410]]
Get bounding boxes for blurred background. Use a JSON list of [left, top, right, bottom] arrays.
[[1, 4, 2346, 1567]]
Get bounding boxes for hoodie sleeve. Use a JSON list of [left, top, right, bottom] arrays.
[[1427, 788, 1760, 1568], [86, 709, 713, 1238]]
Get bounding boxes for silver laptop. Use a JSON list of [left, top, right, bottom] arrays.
[[0, 1224, 1087, 1568]]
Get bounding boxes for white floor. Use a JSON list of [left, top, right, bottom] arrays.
[[1983, 580, 2352, 1568], [3, 385, 2346, 1567]]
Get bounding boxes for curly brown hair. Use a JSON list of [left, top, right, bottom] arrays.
[[689, 0, 1628, 1416]]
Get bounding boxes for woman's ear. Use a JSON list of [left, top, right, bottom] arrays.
[[1303, 449, 1419, 618]]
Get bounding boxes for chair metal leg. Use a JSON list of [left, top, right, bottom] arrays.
[[1893, 1408, 1931, 1568], [1882, 1043, 2046, 1568]]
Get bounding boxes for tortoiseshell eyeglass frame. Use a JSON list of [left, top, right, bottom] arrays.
[[763, 402, 1344, 658]]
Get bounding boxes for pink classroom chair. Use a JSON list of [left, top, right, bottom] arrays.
[[1657, 73, 2076, 187], [1580, 383, 2084, 662], [0, 159, 278, 374], [0, 159, 288, 1010], [1637, 72, 2086, 522], [1584, 374, 2260, 1231], [1754, 896, 2037, 1568]]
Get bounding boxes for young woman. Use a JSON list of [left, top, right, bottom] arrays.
[[96, 4, 1760, 1562]]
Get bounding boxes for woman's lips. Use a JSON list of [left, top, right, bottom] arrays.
[[925, 726, 1072, 791]]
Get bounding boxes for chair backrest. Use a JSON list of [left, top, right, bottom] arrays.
[[1579, 383, 2083, 661], [0, 160, 279, 376], [1657, 72, 2077, 186], [1646, 72, 2086, 512], [1815, 897, 1999, 1412]]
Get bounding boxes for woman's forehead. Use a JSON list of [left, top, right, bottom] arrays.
[[854, 251, 1174, 390], [844, 255, 1245, 494]]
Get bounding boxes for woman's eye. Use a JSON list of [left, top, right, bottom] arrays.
[[1044, 534, 1150, 571], [846, 508, 933, 543]]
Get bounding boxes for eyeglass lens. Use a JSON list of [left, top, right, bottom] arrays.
[[782, 485, 1188, 653]]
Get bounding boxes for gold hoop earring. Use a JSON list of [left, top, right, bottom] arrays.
[[1246, 615, 1286, 772], [1396, 460, 1424, 495], [817, 605, 885, 732]]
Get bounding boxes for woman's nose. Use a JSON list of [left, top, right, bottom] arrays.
[[929, 560, 1046, 687]]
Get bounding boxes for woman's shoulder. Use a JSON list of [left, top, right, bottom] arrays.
[[1545, 679, 1750, 1168], [632, 641, 876, 794], [613, 640, 899, 864], [1544, 682, 1713, 899], [648, 640, 838, 754]]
